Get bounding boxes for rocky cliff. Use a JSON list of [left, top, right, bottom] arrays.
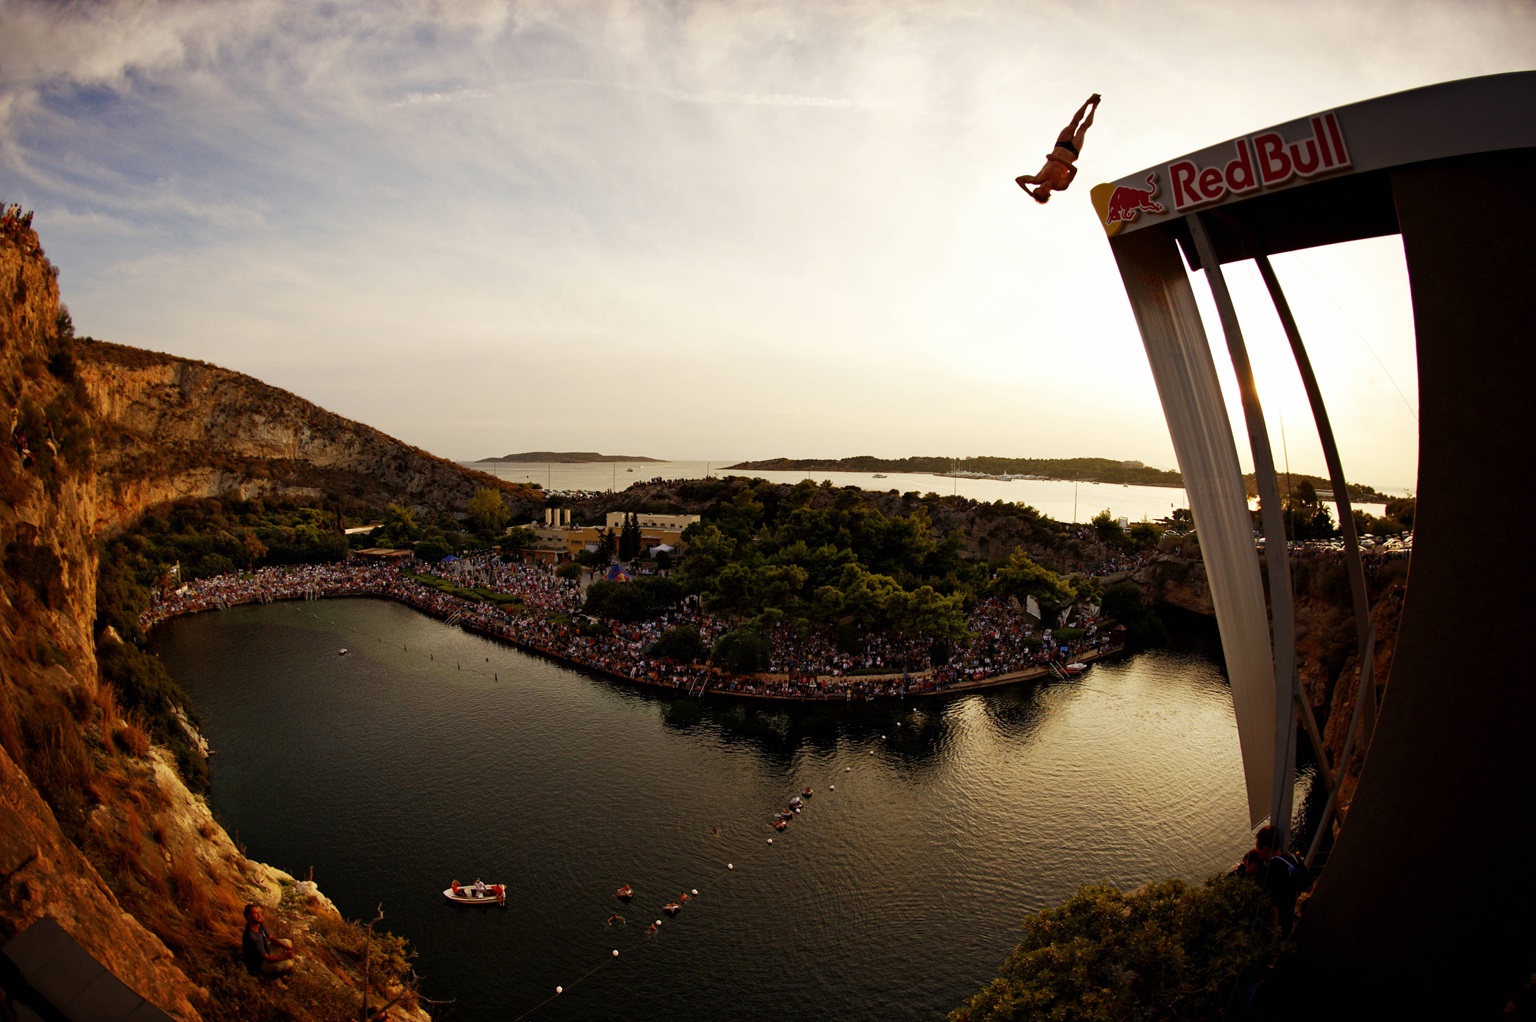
[[75, 340, 538, 535], [0, 220, 517, 1019]]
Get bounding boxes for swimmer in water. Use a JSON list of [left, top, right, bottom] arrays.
[[607, 914, 626, 926], [1015, 93, 1101, 204]]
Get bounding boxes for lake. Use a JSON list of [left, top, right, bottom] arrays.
[[153, 598, 1255, 1021]]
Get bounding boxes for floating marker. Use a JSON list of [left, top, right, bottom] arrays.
[[691, 889, 698, 895], [655, 919, 663, 926], [830, 784, 835, 791], [612, 950, 619, 957], [556, 986, 563, 994], [882, 734, 887, 739], [846, 767, 852, 771], [767, 838, 773, 844], [727, 863, 734, 870]]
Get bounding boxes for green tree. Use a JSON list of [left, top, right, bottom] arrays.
[[414, 535, 453, 563], [901, 584, 969, 645], [380, 503, 420, 547], [467, 487, 511, 533], [710, 625, 771, 673], [238, 528, 267, 571], [952, 877, 1282, 1022], [619, 512, 642, 560], [649, 624, 705, 663], [1091, 508, 1125, 547], [504, 525, 536, 549], [991, 548, 1076, 619]]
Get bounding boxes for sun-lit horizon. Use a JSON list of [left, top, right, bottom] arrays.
[[5, 1, 1525, 496]]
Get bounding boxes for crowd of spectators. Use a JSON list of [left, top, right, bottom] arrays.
[[142, 557, 1122, 702]]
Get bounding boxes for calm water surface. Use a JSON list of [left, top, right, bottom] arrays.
[[153, 599, 1252, 1021]]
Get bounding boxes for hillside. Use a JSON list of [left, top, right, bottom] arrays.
[[75, 340, 541, 532]]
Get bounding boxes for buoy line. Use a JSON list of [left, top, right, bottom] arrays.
[[273, 600, 895, 1018], [502, 745, 892, 1019]]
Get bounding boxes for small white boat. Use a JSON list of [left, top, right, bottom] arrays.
[[1062, 662, 1088, 677], [338, 648, 350, 656], [444, 881, 506, 906]]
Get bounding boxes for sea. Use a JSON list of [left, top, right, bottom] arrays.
[[152, 599, 1280, 1022], [468, 458, 1389, 525]]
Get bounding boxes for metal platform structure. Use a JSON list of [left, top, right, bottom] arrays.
[[1093, 71, 1536, 1012]]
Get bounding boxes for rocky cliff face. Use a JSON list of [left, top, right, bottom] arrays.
[[1, 224, 206, 1016], [1, 222, 490, 1019], [75, 340, 538, 535]]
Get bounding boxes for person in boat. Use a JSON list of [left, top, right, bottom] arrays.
[[616, 884, 634, 900], [242, 903, 296, 977], [494, 884, 506, 907], [474, 878, 487, 897], [451, 880, 461, 895], [1015, 93, 1101, 204], [802, 787, 812, 797]]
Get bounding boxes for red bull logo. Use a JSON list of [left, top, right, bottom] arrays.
[[1104, 173, 1166, 225], [1170, 113, 1350, 212], [1093, 110, 1352, 237]]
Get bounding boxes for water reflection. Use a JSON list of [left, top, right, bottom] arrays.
[[152, 598, 1253, 1022]]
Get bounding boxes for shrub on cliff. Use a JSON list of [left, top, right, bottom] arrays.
[[951, 876, 1282, 1022]]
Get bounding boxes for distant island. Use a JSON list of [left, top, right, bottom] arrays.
[[724, 455, 1391, 502], [477, 451, 664, 463], [727, 455, 1183, 486]]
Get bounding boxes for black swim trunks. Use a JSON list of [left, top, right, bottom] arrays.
[[1055, 137, 1079, 157]]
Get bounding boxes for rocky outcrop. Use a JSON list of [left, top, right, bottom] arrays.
[[1131, 551, 1216, 618]]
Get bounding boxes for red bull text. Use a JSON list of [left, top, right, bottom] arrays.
[[1169, 113, 1350, 213]]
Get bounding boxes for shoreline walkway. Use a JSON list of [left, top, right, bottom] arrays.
[[140, 562, 1126, 704]]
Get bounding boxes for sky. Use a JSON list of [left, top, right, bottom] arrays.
[[2, 1, 1531, 493]]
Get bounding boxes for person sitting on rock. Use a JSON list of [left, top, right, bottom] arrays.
[[242, 903, 296, 977]]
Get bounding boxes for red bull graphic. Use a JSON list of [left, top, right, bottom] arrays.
[[1104, 173, 1167, 225], [1094, 110, 1353, 236], [1170, 112, 1349, 212]]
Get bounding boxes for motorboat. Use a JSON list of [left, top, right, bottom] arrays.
[[1062, 662, 1088, 677], [772, 818, 787, 831], [616, 885, 634, 901], [663, 902, 683, 917], [445, 881, 506, 906], [788, 796, 804, 809]]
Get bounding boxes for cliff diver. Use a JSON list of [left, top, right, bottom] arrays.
[[1015, 93, 1101, 204]]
